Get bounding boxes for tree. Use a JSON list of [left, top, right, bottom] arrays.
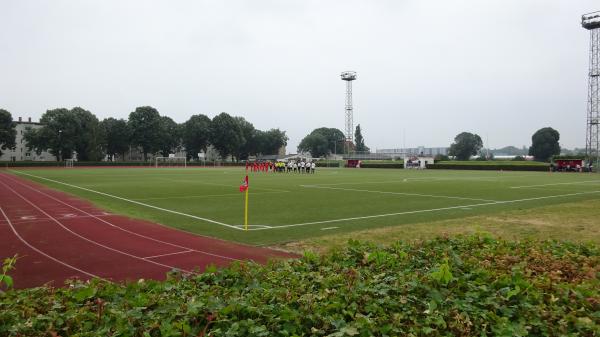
[[0, 109, 16, 157], [529, 127, 560, 162], [158, 116, 182, 157], [72, 107, 104, 161], [233, 117, 257, 160], [101, 118, 130, 160], [298, 132, 329, 158], [209, 112, 243, 161], [448, 132, 483, 160], [259, 129, 288, 155], [301, 127, 345, 155], [354, 124, 369, 153], [23, 107, 104, 161], [182, 114, 211, 160], [128, 106, 162, 161]]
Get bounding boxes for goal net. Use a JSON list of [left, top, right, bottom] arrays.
[[65, 159, 75, 168], [155, 156, 187, 168]]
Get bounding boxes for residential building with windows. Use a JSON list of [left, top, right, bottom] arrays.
[[0, 117, 56, 162]]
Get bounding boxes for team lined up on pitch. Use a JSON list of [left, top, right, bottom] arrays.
[[246, 160, 317, 174]]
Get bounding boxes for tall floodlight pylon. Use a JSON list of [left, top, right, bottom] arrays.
[[341, 71, 357, 146], [583, 11, 600, 171]]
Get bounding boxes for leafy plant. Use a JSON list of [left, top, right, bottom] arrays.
[[1, 237, 598, 336], [0, 254, 19, 291], [429, 258, 453, 286]]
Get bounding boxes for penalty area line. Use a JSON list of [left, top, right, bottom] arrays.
[[249, 189, 600, 231], [510, 180, 600, 189], [10, 170, 242, 231]]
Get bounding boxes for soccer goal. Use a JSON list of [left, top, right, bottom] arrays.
[[155, 156, 187, 168], [65, 159, 75, 168]]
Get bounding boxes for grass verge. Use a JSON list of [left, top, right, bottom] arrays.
[[279, 199, 600, 254]]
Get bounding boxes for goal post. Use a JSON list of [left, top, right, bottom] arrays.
[[155, 156, 187, 168]]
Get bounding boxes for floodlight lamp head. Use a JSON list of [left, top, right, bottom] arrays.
[[341, 71, 357, 81], [582, 11, 600, 30]]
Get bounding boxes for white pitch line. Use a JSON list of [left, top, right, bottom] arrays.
[[11, 170, 242, 230], [232, 224, 273, 229], [250, 189, 600, 230], [510, 180, 600, 189], [309, 176, 501, 187], [134, 190, 289, 201], [0, 206, 102, 279], [300, 185, 497, 202], [321, 227, 339, 230], [155, 177, 289, 193]]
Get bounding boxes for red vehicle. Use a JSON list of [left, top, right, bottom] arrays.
[[552, 159, 584, 172]]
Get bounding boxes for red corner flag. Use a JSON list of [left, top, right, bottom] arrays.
[[239, 175, 249, 192]]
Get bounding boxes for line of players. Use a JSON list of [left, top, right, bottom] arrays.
[[245, 160, 316, 174]]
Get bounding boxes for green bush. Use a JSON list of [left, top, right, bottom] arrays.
[[1, 161, 246, 168], [359, 162, 404, 169], [427, 163, 549, 171], [1, 236, 597, 336], [316, 161, 342, 168], [436, 160, 546, 166]]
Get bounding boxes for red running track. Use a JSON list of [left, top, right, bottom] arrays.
[[0, 172, 296, 289]]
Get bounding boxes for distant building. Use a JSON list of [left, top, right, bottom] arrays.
[[0, 117, 56, 162], [376, 146, 448, 158]]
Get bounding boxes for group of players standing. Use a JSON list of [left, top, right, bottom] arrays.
[[245, 160, 317, 174]]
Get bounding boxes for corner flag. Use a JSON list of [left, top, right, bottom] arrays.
[[239, 175, 249, 230], [239, 175, 249, 192]]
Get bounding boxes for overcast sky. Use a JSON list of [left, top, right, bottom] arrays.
[[1, 0, 598, 152]]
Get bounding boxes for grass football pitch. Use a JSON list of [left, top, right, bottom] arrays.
[[7, 167, 600, 245]]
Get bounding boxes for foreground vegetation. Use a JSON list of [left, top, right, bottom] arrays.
[[1, 236, 598, 336]]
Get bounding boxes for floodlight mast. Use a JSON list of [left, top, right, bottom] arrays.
[[341, 71, 357, 149], [582, 11, 600, 171]]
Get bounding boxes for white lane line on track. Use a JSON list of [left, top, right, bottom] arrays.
[[0, 206, 101, 280], [300, 185, 497, 202], [0, 180, 193, 273], [10, 170, 242, 230], [3, 174, 240, 262], [250, 190, 600, 230], [510, 180, 600, 189], [144, 250, 194, 259], [9, 214, 114, 226]]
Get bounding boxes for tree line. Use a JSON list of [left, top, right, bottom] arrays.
[[448, 127, 561, 162], [0, 107, 288, 162], [295, 125, 562, 162]]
